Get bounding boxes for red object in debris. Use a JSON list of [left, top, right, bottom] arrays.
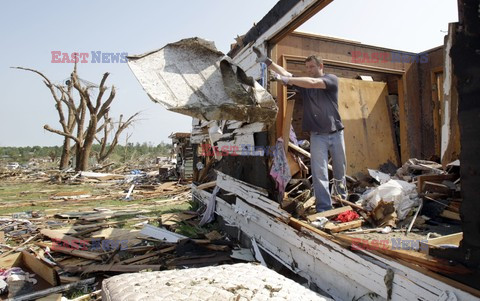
[[335, 210, 359, 223]]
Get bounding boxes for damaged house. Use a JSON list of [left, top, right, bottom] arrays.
[[127, 0, 480, 300]]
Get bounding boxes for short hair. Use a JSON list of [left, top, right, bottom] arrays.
[[305, 55, 323, 66]]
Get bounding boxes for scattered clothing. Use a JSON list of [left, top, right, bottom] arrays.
[[270, 138, 291, 203], [335, 210, 359, 223]]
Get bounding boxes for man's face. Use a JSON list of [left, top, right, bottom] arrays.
[[305, 60, 322, 77]]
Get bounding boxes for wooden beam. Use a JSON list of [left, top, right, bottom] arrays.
[[324, 220, 363, 233], [283, 55, 405, 75], [417, 174, 457, 193], [289, 142, 310, 157], [336, 234, 471, 275], [196, 181, 217, 190], [332, 195, 367, 212], [282, 98, 295, 151], [397, 76, 409, 163], [269, 0, 334, 45]]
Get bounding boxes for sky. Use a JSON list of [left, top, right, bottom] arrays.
[[0, 0, 458, 147]]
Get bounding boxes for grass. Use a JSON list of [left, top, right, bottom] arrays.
[[0, 181, 192, 220], [0, 182, 107, 202]]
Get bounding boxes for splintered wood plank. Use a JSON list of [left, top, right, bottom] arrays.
[[35, 242, 103, 261], [417, 174, 457, 193], [161, 212, 197, 226], [196, 181, 217, 190], [118, 248, 172, 265], [324, 220, 363, 233], [307, 206, 352, 222], [296, 196, 316, 217], [427, 232, 463, 246], [420, 232, 463, 255], [40, 229, 90, 249], [423, 181, 452, 195], [440, 210, 461, 221]]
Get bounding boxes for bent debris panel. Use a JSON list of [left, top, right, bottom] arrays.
[[127, 37, 277, 123]]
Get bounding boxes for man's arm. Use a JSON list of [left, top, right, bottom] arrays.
[[268, 61, 293, 77], [253, 47, 326, 89], [284, 77, 327, 89]]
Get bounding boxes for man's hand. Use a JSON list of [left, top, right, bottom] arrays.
[[253, 46, 272, 66], [269, 71, 290, 85]]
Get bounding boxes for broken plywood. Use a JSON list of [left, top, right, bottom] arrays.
[[90, 228, 146, 247], [338, 78, 400, 175]]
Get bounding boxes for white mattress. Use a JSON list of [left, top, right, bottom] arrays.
[[101, 263, 331, 301]]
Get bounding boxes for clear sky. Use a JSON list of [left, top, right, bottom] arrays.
[[0, 0, 458, 147]]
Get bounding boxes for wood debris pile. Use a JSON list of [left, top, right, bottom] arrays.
[[0, 175, 257, 300]]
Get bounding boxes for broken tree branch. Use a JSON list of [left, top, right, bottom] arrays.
[[43, 125, 80, 144]]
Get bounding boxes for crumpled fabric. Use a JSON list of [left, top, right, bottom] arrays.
[[289, 125, 299, 146], [335, 210, 359, 223], [0, 267, 23, 281], [0, 267, 37, 284], [269, 138, 291, 202], [199, 186, 220, 226]]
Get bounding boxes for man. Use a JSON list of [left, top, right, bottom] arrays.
[[254, 48, 347, 212]]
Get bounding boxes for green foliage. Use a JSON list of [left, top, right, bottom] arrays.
[[0, 146, 62, 163], [0, 142, 172, 164]]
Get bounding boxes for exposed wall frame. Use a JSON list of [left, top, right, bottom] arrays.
[[430, 66, 444, 157], [193, 182, 480, 300]]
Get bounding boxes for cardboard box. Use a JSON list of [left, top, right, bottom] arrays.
[[0, 251, 59, 299]]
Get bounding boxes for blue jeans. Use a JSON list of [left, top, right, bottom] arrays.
[[310, 130, 347, 212]]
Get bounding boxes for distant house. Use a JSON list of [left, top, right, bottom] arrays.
[[168, 132, 193, 181]]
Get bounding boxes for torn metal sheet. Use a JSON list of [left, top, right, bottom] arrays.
[[127, 37, 277, 123]]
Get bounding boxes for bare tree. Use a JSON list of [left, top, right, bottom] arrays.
[[13, 64, 139, 171], [96, 112, 140, 163], [13, 66, 77, 169]]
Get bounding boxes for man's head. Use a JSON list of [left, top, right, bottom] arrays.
[[305, 55, 324, 77]]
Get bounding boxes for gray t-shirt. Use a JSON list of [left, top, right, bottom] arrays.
[[295, 74, 344, 134]]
